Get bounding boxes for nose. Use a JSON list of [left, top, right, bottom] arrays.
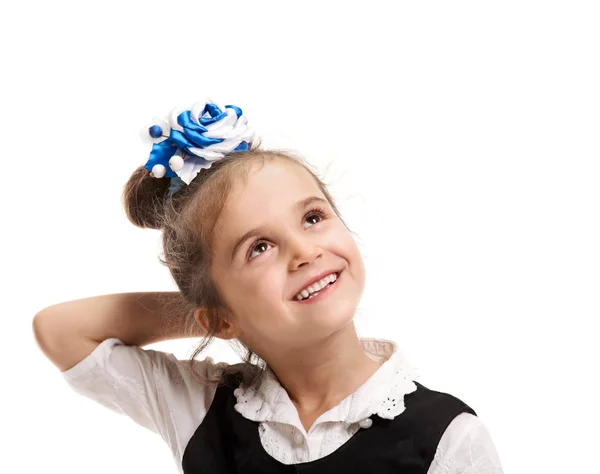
[[287, 233, 323, 270]]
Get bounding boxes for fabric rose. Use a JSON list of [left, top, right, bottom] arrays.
[[140, 99, 256, 193]]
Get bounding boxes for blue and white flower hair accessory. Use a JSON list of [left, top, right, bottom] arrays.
[[140, 98, 256, 195]]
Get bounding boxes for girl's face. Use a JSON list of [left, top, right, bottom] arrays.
[[209, 159, 366, 358]]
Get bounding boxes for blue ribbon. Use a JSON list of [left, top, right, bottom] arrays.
[[143, 102, 250, 187]]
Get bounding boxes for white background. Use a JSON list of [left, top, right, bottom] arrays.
[[2, 1, 598, 472]]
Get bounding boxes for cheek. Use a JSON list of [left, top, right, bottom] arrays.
[[336, 228, 361, 258], [235, 277, 288, 334], [340, 232, 366, 280], [247, 272, 284, 306]]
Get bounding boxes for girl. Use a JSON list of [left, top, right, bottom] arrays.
[[33, 98, 504, 473]]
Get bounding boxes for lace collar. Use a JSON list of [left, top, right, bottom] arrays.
[[233, 338, 421, 427]]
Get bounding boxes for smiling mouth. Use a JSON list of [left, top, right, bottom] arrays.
[[292, 271, 342, 302]]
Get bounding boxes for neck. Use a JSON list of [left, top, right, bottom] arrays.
[[264, 323, 382, 419]]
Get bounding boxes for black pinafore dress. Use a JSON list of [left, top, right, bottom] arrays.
[[182, 378, 476, 474]]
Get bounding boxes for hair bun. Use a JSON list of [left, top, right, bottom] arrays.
[[122, 165, 170, 230]]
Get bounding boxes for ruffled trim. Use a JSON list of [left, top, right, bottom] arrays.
[[233, 366, 300, 425], [343, 357, 420, 422], [233, 338, 421, 425]]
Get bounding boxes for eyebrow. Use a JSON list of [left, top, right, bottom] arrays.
[[230, 196, 328, 262]]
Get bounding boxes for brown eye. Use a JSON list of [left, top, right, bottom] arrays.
[[248, 240, 272, 261], [303, 207, 327, 229], [305, 213, 323, 226]]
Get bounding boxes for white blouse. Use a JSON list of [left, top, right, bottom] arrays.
[[61, 337, 504, 473]]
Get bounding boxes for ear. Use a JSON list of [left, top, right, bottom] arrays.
[[193, 306, 241, 340], [193, 307, 209, 333]]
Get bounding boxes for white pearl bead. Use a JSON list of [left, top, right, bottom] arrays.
[[151, 164, 166, 178], [294, 432, 304, 444], [169, 154, 185, 171], [359, 418, 373, 429]]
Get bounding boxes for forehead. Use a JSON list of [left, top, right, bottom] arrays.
[[215, 160, 323, 242]]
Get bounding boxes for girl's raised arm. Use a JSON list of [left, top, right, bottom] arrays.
[[32, 292, 204, 372]]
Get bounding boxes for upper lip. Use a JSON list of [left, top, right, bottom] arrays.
[[291, 269, 342, 299]]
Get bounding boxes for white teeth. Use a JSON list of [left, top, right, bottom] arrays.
[[294, 273, 338, 301]]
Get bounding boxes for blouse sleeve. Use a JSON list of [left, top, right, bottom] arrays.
[[428, 412, 504, 474], [60, 337, 225, 465]]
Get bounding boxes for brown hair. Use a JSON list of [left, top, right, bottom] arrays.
[[122, 143, 353, 387]]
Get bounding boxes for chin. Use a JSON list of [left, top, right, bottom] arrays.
[[306, 301, 357, 333]]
